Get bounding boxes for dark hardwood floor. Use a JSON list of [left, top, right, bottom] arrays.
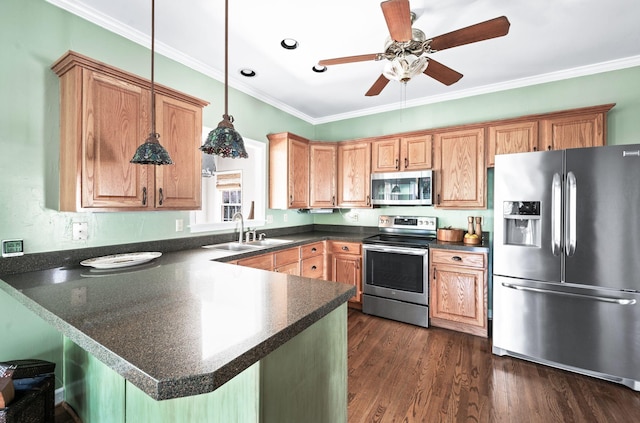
[[347, 309, 640, 423]]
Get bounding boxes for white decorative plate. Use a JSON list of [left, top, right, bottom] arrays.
[[80, 252, 162, 269]]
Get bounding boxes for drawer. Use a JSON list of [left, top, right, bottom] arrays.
[[237, 253, 273, 270], [329, 241, 361, 255], [301, 255, 324, 279], [431, 249, 485, 268], [274, 247, 300, 267], [301, 241, 325, 259]]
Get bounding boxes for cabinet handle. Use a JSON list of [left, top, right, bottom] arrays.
[[404, 157, 408, 169], [395, 158, 399, 170], [289, 195, 293, 206], [547, 145, 552, 151], [311, 265, 317, 270], [437, 194, 440, 205], [533, 146, 538, 152], [366, 195, 370, 206], [332, 195, 335, 206], [433, 269, 436, 280], [342, 245, 349, 251], [311, 247, 317, 252], [451, 256, 462, 262], [158, 188, 164, 206], [142, 187, 147, 206]]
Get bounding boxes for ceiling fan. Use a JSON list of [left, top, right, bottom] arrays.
[[318, 0, 510, 96]]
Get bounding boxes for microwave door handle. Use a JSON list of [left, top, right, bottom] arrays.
[[565, 171, 577, 256], [551, 173, 562, 256]]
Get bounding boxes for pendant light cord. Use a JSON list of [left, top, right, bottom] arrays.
[[150, 0, 156, 136], [224, 0, 229, 120]]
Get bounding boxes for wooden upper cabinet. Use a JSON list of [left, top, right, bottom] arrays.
[[402, 134, 432, 170], [268, 132, 310, 209], [487, 121, 538, 167], [371, 137, 400, 172], [309, 142, 337, 208], [154, 93, 202, 209], [52, 51, 208, 212], [337, 141, 371, 208], [433, 127, 486, 209], [539, 104, 613, 152], [371, 134, 432, 172]]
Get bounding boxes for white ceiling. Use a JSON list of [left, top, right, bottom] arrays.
[[47, 0, 640, 124]]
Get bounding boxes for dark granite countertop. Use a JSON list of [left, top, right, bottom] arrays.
[[0, 242, 355, 401]]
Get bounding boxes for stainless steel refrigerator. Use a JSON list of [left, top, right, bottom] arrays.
[[493, 143, 640, 391]]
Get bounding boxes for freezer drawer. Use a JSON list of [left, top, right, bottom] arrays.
[[492, 275, 640, 390]]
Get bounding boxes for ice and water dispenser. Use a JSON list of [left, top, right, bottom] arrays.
[[503, 201, 541, 247]]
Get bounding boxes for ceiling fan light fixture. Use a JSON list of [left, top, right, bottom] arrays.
[[383, 54, 428, 82]]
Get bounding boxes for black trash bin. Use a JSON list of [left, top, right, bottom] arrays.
[[0, 359, 55, 423]]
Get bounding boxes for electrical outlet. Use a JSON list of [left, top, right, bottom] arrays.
[[72, 222, 88, 240], [266, 215, 273, 224], [351, 212, 359, 222], [283, 214, 288, 222], [175, 219, 184, 232]]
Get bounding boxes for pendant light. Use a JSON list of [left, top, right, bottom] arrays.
[[200, 0, 248, 159], [131, 0, 173, 165]]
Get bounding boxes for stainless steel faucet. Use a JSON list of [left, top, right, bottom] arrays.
[[232, 212, 244, 243]]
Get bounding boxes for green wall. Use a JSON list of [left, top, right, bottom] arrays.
[[2, 0, 640, 395]]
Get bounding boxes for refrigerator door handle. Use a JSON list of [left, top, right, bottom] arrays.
[[501, 282, 637, 305], [565, 171, 577, 256], [551, 173, 562, 256]]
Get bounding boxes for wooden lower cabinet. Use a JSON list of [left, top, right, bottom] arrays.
[[274, 247, 301, 275], [237, 253, 273, 271], [328, 241, 362, 309], [301, 241, 326, 279], [429, 249, 488, 337]]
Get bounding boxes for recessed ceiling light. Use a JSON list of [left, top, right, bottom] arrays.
[[281, 38, 299, 50], [240, 69, 256, 77], [312, 65, 327, 73]]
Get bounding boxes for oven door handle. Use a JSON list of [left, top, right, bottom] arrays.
[[363, 244, 428, 256]]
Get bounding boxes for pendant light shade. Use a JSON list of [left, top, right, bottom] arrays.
[[200, 0, 248, 159], [131, 0, 173, 165]]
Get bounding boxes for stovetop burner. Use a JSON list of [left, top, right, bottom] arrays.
[[363, 233, 436, 248]]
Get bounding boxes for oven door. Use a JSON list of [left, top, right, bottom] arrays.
[[363, 244, 429, 305]]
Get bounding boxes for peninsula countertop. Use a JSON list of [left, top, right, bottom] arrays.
[[0, 246, 355, 401]]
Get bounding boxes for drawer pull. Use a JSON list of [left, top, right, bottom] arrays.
[[142, 187, 147, 206], [311, 247, 317, 252], [451, 256, 462, 262], [342, 246, 349, 251], [311, 265, 317, 270], [158, 188, 164, 206]]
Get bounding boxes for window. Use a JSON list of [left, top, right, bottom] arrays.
[[190, 131, 266, 233]]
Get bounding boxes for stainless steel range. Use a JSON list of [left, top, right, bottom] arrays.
[[362, 215, 437, 328]]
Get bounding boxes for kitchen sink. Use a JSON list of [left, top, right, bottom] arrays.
[[203, 242, 262, 252], [246, 238, 292, 247]]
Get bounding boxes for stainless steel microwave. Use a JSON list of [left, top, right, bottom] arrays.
[[371, 170, 433, 206]]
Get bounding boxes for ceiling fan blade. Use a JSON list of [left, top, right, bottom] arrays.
[[365, 74, 390, 97], [429, 16, 510, 51], [318, 54, 379, 66], [423, 59, 463, 86], [381, 0, 413, 42]]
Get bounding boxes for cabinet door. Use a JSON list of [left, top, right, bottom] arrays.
[[274, 262, 300, 275], [433, 128, 486, 209], [402, 134, 432, 171], [309, 143, 337, 208], [81, 70, 152, 209], [268, 133, 309, 209], [301, 255, 324, 279], [430, 264, 487, 337], [237, 253, 273, 271], [371, 138, 400, 172], [540, 112, 606, 152], [154, 93, 202, 209], [337, 142, 371, 208], [331, 253, 362, 304], [487, 121, 538, 167]]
